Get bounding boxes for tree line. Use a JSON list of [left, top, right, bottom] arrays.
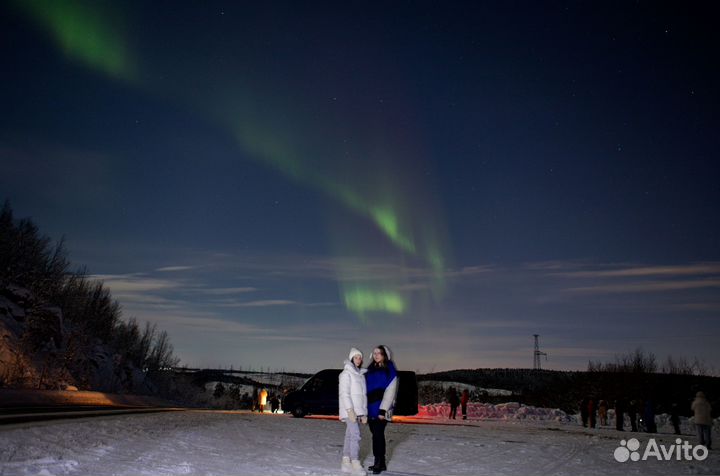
[[0, 200, 179, 389], [587, 347, 713, 376]]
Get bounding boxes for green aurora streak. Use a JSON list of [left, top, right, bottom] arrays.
[[18, 2, 451, 317], [13, 0, 135, 81]]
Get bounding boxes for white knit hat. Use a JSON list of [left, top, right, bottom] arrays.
[[349, 347, 363, 361]]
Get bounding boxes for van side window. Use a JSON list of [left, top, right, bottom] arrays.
[[323, 375, 339, 391], [306, 372, 340, 392], [306, 376, 324, 392]]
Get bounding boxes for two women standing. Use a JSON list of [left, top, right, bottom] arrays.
[[339, 345, 398, 475]]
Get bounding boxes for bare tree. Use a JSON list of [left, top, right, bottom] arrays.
[[588, 347, 657, 373], [661, 354, 712, 376]]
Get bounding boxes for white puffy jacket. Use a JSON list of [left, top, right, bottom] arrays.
[[692, 395, 713, 425], [338, 359, 367, 421]]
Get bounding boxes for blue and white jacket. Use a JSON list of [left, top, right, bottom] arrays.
[[366, 361, 398, 419]]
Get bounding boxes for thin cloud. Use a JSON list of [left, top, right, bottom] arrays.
[[210, 253, 493, 283], [396, 283, 432, 292], [523, 260, 590, 271], [155, 266, 197, 272], [463, 319, 539, 329], [565, 279, 720, 294], [197, 287, 258, 295], [551, 263, 720, 279], [672, 302, 720, 311], [542, 347, 620, 358], [131, 312, 319, 342], [92, 274, 181, 292], [444, 265, 495, 277], [217, 299, 297, 308], [112, 293, 182, 306], [302, 301, 339, 307]]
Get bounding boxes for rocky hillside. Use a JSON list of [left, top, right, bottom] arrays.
[[0, 284, 152, 393]]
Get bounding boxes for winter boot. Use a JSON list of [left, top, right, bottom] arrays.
[[350, 459, 366, 476], [368, 461, 386, 474], [341, 456, 352, 473]]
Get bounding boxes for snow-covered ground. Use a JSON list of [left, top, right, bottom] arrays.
[[1, 410, 718, 476]]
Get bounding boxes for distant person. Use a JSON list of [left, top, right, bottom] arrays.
[[252, 387, 259, 412], [339, 347, 368, 475], [461, 389, 470, 420], [643, 399, 657, 433], [670, 403, 681, 435], [259, 388, 268, 412], [366, 345, 398, 475], [580, 397, 589, 427], [447, 387, 459, 420], [588, 398, 597, 429], [691, 391, 712, 449], [614, 398, 624, 431], [598, 399, 608, 426], [270, 395, 280, 413], [628, 399, 638, 432]]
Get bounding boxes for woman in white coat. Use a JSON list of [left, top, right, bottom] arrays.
[[339, 347, 368, 475]]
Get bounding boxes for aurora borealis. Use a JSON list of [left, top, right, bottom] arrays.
[[2, 1, 719, 372], [12, 0, 450, 318], [12, 0, 136, 81]]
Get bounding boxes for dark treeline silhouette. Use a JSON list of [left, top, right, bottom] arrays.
[[588, 347, 712, 376], [419, 366, 719, 417], [0, 201, 179, 392]]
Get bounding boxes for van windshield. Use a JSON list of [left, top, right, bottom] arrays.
[[300, 370, 340, 392], [303, 375, 329, 392]]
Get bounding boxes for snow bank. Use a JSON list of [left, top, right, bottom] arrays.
[[417, 380, 514, 396], [419, 401, 720, 431], [418, 401, 575, 422]]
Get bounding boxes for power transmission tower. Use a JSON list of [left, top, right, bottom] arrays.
[[533, 334, 548, 370]]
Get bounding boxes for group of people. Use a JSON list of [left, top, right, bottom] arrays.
[[579, 392, 713, 450], [446, 386, 470, 420], [252, 388, 280, 413], [339, 345, 398, 476], [582, 396, 660, 433]]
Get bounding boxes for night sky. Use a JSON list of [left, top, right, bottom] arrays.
[[2, 1, 719, 373]]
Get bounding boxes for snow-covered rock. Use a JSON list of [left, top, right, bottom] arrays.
[[0, 295, 26, 321]]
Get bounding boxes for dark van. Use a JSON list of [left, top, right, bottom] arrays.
[[283, 369, 418, 418]]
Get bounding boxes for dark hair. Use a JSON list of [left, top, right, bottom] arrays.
[[368, 345, 389, 370]]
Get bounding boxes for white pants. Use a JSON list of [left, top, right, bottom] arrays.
[[343, 420, 361, 459]]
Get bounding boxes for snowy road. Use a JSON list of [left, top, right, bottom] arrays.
[[0, 411, 717, 476]]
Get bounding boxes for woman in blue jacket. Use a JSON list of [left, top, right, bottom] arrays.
[[365, 345, 398, 474]]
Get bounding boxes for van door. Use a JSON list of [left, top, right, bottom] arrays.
[[395, 371, 418, 416], [299, 369, 341, 414]]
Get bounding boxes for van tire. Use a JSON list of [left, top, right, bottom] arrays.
[[291, 405, 306, 418]]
